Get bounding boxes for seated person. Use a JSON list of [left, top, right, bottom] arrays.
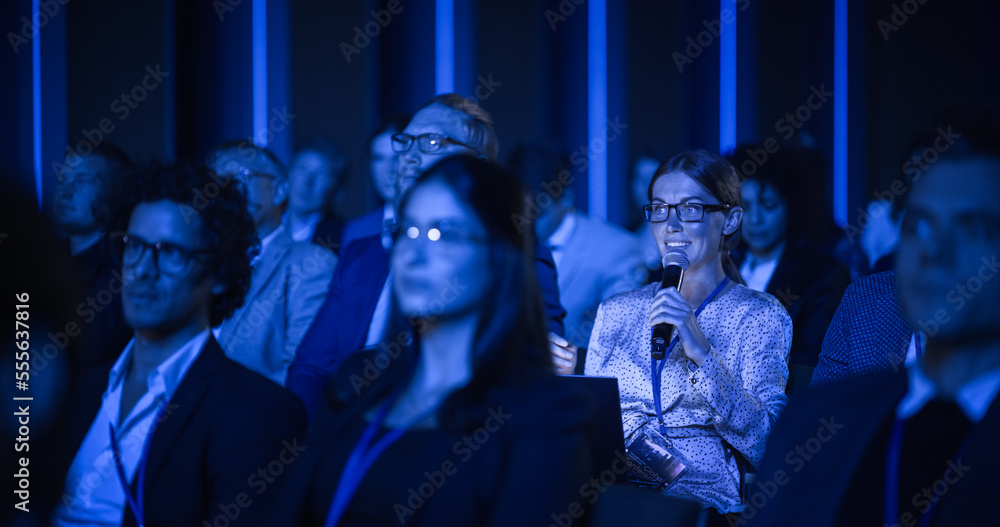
[[285, 136, 348, 253], [341, 115, 411, 250], [207, 141, 337, 385], [508, 142, 644, 354], [52, 143, 134, 368], [728, 145, 852, 391], [586, 150, 791, 516], [51, 162, 307, 527], [262, 157, 593, 526], [286, 94, 568, 419]]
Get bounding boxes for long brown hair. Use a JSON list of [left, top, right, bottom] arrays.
[[649, 149, 745, 285]]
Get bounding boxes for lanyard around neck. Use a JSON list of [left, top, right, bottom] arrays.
[[109, 400, 169, 527], [650, 277, 729, 435], [324, 387, 439, 527]]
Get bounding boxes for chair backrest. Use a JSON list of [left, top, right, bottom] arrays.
[[588, 485, 704, 527]]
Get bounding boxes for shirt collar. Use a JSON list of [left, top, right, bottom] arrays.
[[107, 329, 211, 403], [898, 356, 1000, 423]]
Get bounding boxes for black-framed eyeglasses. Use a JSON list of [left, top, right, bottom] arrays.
[[115, 234, 213, 276], [390, 220, 486, 253], [643, 202, 732, 223], [391, 133, 481, 156]]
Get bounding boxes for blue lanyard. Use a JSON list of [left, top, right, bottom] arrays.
[[324, 390, 436, 527], [883, 415, 974, 527], [109, 400, 169, 527], [650, 277, 729, 435]]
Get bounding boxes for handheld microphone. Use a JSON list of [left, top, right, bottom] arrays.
[[651, 251, 690, 360]]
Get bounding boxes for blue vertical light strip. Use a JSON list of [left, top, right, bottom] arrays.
[[163, 0, 176, 159], [252, 0, 268, 146], [719, 0, 737, 153], [833, 0, 848, 226], [588, 0, 608, 219], [435, 0, 455, 93], [32, 0, 43, 207]]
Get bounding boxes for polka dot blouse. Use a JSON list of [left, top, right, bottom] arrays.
[[584, 281, 792, 513]]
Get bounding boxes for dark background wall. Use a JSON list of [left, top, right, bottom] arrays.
[[5, 0, 999, 230]]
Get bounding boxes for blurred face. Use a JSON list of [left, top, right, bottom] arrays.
[[54, 156, 107, 235], [288, 150, 337, 215], [122, 200, 220, 340], [896, 158, 1000, 342], [392, 180, 490, 321], [631, 157, 659, 208], [649, 171, 741, 276], [534, 196, 570, 242], [396, 105, 480, 201], [370, 132, 398, 203], [741, 180, 789, 256], [208, 149, 286, 231]]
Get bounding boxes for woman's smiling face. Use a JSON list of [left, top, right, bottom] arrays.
[[649, 170, 739, 276]]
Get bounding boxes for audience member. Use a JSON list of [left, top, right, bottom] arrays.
[[729, 145, 852, 392], [286, 94, 568, 420], [285, 136, 348, 253], [51, 162, 307, 527], [810, 270, 913, 387], [206, 141, 336, 385], [52, 143, 134, 368], [748, 108, 1000, 526], [341, 115, 411, 249], [509, 142, 644, 355], [261, 156, 592, 526], [585, 150, 792, 517], [630, 149, 672, 277]]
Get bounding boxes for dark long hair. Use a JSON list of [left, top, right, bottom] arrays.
[[331, 156, 552, 432], [649, 150, 745, 285]]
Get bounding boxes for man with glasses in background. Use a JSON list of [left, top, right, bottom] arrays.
[[206, 141, 336, 385], [286, 94, 571, 419], [52, 163, 306, 527]]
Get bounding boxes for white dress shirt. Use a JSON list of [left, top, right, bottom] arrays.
[[52, 330, 209, 526]]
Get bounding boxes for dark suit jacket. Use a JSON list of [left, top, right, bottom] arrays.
[[285, 233, 567, 419], [748, 371, 1000, 526], [260, 353, 593, 526], [340, 207, 384, 251], [61, 337, 307, 527], [811, 270, 913, 387]]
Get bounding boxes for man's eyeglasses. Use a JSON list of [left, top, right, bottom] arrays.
[[115, 234, 213, 276], [643, 202, 732, 223], [391, 133, 481, 156]]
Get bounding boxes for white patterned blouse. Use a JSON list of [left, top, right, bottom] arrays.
[[585, 281, 792, 513]]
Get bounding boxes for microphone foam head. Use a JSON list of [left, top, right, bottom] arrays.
[[661, 250, 690, 270]]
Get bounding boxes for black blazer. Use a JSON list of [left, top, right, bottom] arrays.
[[61, 337, 307, 527], [749, 371, 1000, 526], [261, 353, 594, 526]]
